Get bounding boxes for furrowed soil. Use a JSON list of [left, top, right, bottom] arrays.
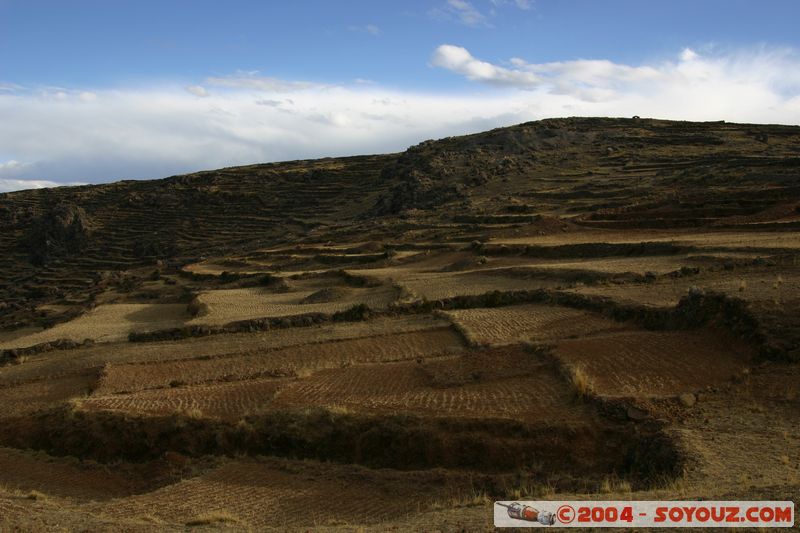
[[1, 117, 799, 531]]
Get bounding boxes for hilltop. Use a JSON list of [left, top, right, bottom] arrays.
[[2, 117, 798, 331]]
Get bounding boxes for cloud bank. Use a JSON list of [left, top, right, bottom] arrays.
[[431, 44, 800, 102], [1, 46, 799, 192]]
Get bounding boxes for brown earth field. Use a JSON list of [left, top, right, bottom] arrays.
[[1, 117, 799, 531]]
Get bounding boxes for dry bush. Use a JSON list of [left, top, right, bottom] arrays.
[[186, 296, 209, 318], [393, 282, 418, 304], [300, 287, 349, 304], [25, 490, 48, 501], [186, 510, 249, 528], [600, 476, 632, 494], [508, 477, 556, 500], [181, 407, 204, 419], [566, 363, 594, 400], [325, 404, 353, 415], [651, 471, 688, 498], [293, 366, 314, 379], [134, 514, 167, 525]]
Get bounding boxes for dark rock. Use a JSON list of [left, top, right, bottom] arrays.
[[27, 202, 92, 265]]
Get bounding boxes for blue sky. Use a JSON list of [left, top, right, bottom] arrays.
[[1, 0, 800, 191]]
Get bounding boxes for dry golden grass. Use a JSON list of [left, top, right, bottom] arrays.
[[270, 354, 590, 423], [398, 272, 560, 300], [490, 230, 800, 250], [568, 268, 800, 307], [0, 374, 95, 418], [516, 255, 700, 274], [600, 476, 632, 494], [0, 303, 189, 349], [565, 363, 594, 400], [186, 510, 250, 528], [189, 286, 396, 325], [0, 315, 449, 388], [82, 377, 285, 420], [92, 327, 463, 395], [444, 304, 625, 346], [24, 490, 48, 501], [85, 456, 450, 529], [554, 330, 751, 398], [430, 488, 492, 510]]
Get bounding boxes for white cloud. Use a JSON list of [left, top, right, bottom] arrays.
[[491, 0, 533, 10], [432, 44, 800, 104], [0, 178, 85, 193], [431, 44, 540, 86], [434, 0, 532, 26], [206, 72, 320, 92], [0, 160, 23, 171], [447, 0, 488, 26], [680, 48, 699, 61], [431, 0, 491, 27], [0, 83, 538, 188], [0, 162, 77, 194], [0, 82, 24, 93], [1, 45, 799, 192], [186, 85, 209, 97], [432, 44, 665, 94], [254, 98, 285, 107]]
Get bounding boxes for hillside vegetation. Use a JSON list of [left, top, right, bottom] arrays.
[[1, 117, 799, 531]]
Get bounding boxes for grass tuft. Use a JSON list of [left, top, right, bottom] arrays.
[[600, 476, 632, 494], [566, 363, 594, 400], [186, 510, 248, 527]]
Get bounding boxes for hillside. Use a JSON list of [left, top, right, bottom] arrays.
[[2, 118, 799, 330], [1, 117, 799, 531]]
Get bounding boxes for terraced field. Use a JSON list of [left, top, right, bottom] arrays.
[[90, 457, 453, 529], [1, 117, 799, 531], [554, 330, 753, 398], [399, 271, 561, 300], [513, 254, 732, 274], [83, 377, 286, 419], [191, 285, 397, 325], [271, 352, 589, 423], [94, 327, 464, 394], [445, 303, 627, 346], [0, 303, 189, 349], [0, 447, 165, 501], [0, 315, 449, 385], [569, 266, 800, 307], [0, 373, 96, 417], [491, 230, 800, 250]]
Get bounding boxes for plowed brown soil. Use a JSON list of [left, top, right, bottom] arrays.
[[554, 329, 753, 397]]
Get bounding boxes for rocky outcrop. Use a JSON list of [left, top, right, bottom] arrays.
[[371, 144, 470, 214], [27, 202, 92, 265]]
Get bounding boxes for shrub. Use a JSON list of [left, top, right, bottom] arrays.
[[333, 303, 371, 322], [566, 364, 594, 400], [186, 296, 208, 318]]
